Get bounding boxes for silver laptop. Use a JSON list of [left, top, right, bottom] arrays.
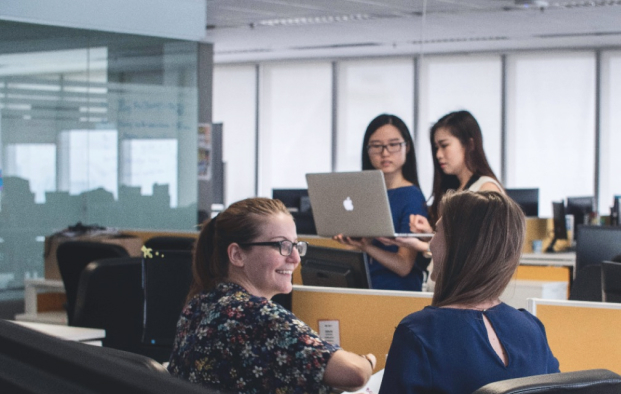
[[305, 170, 433, 238]]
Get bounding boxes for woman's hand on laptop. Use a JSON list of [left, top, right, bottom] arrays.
[[410, 214, 433, 235], [377, 237, 429, 253]]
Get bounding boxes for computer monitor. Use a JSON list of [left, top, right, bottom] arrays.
[[273, 189, 317, 235], [272, 189, 310, 212], [575, 225, 621, 274], [546, 201, 568, 253], [612, 196, 621, 226], [566, 196, 595, 229], [505, 188, 539, 217], [300, 245, 371, 289]]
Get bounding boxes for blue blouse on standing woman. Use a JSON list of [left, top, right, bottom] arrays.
[[369, 185, 428, 291]]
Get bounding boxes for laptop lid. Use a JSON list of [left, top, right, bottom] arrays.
[[306, 170, 431, 238]]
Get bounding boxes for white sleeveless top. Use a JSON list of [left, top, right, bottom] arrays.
[[468, 176, 503, 193]]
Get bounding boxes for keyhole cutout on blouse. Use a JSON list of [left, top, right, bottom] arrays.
[[482, 314, 508, 367]]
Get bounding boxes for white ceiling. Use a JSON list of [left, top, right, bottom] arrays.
[[204, 0, 621, 63]]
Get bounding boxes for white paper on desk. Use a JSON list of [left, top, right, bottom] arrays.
[[341, 369, 384, 394]]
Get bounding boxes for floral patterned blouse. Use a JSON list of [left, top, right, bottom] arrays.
[[168, 282, 339, 394]]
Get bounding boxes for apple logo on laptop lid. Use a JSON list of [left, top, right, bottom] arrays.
[[343, 196, 354, 211]]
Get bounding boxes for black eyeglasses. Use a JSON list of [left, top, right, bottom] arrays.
[[239, 240, 308, 257], [367, 141, 407, 155]]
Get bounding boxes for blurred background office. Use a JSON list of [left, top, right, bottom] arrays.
[[1, 0, 620, 310]]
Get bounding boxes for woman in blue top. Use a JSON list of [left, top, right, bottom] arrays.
[[334, 114, 429, 291], [379, 191, 560, 394]]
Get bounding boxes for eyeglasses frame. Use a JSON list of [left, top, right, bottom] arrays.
[[366, 141, 408, 155], [238, 240, 309, 257]]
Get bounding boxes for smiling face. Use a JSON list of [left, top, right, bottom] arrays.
[[429, 218, 446, 282], [237, 212, 300, 299], [433, 127, 468, 178], [368, 124, 408, 177]]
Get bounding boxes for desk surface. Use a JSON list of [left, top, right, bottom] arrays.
[[10, 321, 105, 343], [520, 252, 576, 267]]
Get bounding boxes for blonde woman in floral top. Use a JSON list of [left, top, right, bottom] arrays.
[[168, 198, 375, 394]]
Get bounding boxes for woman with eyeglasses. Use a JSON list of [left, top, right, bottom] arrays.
[[168, 197, 376, 394], [379, 191, 559, 394], [334, 114, 429, 291]]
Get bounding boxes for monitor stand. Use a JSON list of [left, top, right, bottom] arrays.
[[545, 237, 558, 253], [545, 238, 575, 253]]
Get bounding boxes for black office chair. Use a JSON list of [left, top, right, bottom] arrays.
[[144, 236, 196, 252], [472, 369, 621, 394], [0, 319, 232, 394], [56, 241, 130, 325], [602, 260, 621, 303], [72, 257, 144, 353], [569, 264, 603, 302], [141, 250, 193, 362], [86, 344, 168, 373]]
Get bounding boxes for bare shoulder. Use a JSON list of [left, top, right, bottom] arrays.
[[478, 182, 502, 192]]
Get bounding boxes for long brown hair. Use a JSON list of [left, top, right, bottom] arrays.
[[432, 191, 525, 308], [362, 113, 420, 187], [187, 197, 291, 300], [429, 110, 501, 224]]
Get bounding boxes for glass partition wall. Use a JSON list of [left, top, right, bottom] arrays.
[[0, 21, 200, 300]]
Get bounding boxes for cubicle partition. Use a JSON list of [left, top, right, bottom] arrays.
[[528, 298, 621, 374], [291, 285, 433, 370]]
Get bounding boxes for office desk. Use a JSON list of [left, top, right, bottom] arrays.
[[501, 280, 568, 309], [520, 252, 576, 269], [520, 252, 576, 291], [10, 321, 105, 345], [15, 278, 67, 325]]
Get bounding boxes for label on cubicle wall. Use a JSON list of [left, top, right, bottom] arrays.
[[318, 320, 340, 346]]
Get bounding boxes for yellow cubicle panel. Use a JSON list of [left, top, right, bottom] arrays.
[[529, 299, 621, 374], [524, 218, 549, 253], [515, 265, 570, 283], [292, 285, 432, 370]]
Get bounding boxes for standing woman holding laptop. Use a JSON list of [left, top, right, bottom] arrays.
[[334, 114, 429, 291]]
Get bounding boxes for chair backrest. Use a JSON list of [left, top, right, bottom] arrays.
[[602, 260, 621, 303], [141, 250, 193, 353], [92, 344, 168, 374], [144, 236, 196, 251], [569, 264, 602, 302], [57, 241, 130, 325], [73, 257, 143, 353], [0, 319, 230, 394], [472, 369, 621, 394], [575, 225, 621, 277]]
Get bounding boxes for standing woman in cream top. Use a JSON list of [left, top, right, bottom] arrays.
[[380, 110, 503, 255]]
